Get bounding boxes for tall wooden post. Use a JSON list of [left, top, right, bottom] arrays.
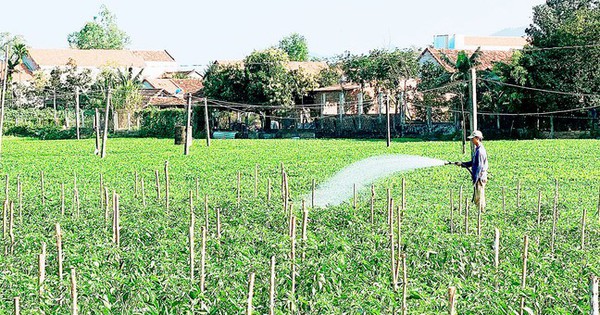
[[0, 46, 9, 156], [94, 109, 100, 155], [204, 98, 211, 147], [75, 87, 80, 140], [470, 67, 478, 132], [386, 94, 391, 147], [101, 90, 111, 158], [184, 93, 193, 155], [357, 92, 363, 130], [338, 88, 344, 125]]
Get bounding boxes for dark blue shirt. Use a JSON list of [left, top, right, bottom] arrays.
[[463, 144, 488, 184]]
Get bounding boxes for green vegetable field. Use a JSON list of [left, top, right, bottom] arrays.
[[0, 137, 598, 314]]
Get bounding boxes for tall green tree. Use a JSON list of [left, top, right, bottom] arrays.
[[0, 33, 28, 82], [68, 5, 131, 50], [520, 0, 600, 113], [278, 33, 309, 62]]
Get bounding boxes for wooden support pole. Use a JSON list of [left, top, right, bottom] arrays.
[[200, 226, 206, 294], [75, 87, 80, 140], [38, 242, 46, 295], [494, 228, 500, 270], [448, 286, 457, 315], [14, 297, 20, 315], [184, 94, 192, 155], [204, 98, 211, 147], [269, 255, 276, 315], [112, 192, 120, 247], [386, 94, 391, 147], [189, 224, 195, 282], [8, 201, 14, 254], [0, 46, 9, 155], [94, 109, 100, 155], [71, 267, 78, 315], [164, 161, 169, 214], [56, 223, 63, 282], [520, 235, 529, 315], [101, 90, 110, 158], [290, 215, 297, 311], [591, 275, 599, 315], [401, 253, 408, 315], [246, 272, 255, 315]]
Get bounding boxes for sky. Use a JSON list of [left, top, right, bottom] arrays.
[[1, 0, 546, 70]]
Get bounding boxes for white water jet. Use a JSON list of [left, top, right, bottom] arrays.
[[311, 155, 446, 207]]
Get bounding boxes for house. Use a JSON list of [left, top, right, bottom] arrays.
[[418, 47, 515, 72], [21, 48, 179, 80], [161, 69, 203, 79], [432, 34, 527, 51]]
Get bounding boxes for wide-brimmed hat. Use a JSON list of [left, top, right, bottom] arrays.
[[467, 130, 483, 139]]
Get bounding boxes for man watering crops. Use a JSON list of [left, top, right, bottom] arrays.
[[454, 130, 488, 210]]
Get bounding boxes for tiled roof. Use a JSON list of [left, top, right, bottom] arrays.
[[146, 96, 187, 107], [170, 79, 203, 95], [28, 49, 146, 68], [419, 47, 514, 72], [143, 78, 182, 96], [132, 50, 175, 62]]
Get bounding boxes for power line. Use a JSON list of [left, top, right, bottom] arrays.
[[480, 78, 600, 98]]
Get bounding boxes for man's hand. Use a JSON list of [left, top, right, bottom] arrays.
[[454, 161, 462, 167]]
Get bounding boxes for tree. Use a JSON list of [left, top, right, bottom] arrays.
[[278, 33, 309, 61], [520, 0, 600, 114], [68, 5, 131, 50], [0, 33, 29, 82], [92, 67, 144, 110]]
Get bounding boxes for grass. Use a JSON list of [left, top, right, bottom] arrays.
[[0, 137, 599, 314]]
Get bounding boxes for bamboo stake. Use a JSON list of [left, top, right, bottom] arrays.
[[494, 228, 500, 270], [56, 223, 63, 282], [246, 272, 255, 315], [389, 198, 397, 291], [387, 188, 391, 225], [591, 275, 599, 315], [581, 205, 587, 250], [254, 164, 258, 198], [401, 253, 408, 315], [71, 267, 78, 315], [189, 224, 195, 282], [200, 226, 206, 294], [204, 195, 209, 233], [290, 215, 296, 313], [237, 171, 241, 207], [450, 189, 454, 233], [14, 297, 20, 315], [164, 161, 169, 214], [9, 201, 14, 254], [402, 178, 406, 210], [155, 170, 160, 201], [17, 175, 22, 224], [448, 286, 457, 315], [311, 179, 315, 208], [396, 205, 403, 281], [370, 184, 375, 224], [216, 207, 221, 239], [520, 235, 529, 315], [112, 192, 120, 247], [141, 177, 146, 207], [458, 185, 463, 216], [464, 194, 469, 235], [39, 242, 46, 295], [269, 255, 276, 315]]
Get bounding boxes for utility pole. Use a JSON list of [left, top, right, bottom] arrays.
[[339, 88, 344, 125], [386, 94, 391, 147], [357, 92, 363, 130], [75, 87, 80, 140], [101, 90, 111, 158], [184, 93, 192, 155], [204, 98, 211, 147], [53, 88, 58, 125], [470, 67, 478, 132], [0, 45, 9, 156]]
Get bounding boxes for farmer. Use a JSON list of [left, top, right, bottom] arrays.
[[455, 130, 488, 210]]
